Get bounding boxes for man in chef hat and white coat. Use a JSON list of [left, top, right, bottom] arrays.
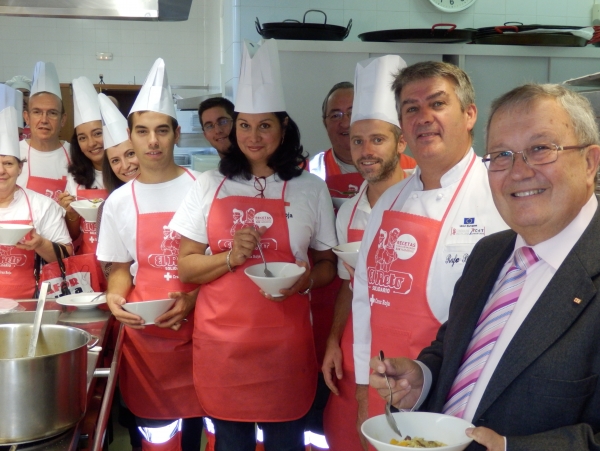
[[351, 60, 509, 430], [17, 62, 70, 202], [96, 58, 205, 451], [0, 84, 72, 298], [321, 54, 411, 451]]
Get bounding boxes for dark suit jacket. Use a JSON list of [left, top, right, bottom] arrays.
[[418, 204, 600, 451]]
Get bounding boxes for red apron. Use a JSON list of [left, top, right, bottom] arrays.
[[26, 143, 69, 202], [194, 177, 317, 422], [323, 148, 364, 197], [366, 154, 476, 418], [0, 189, 35, 299], [323, 185, 367, 451], [120, 170, 204, 420], [77, 187, 108, 255]]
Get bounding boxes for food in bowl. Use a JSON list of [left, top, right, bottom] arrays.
[[362, 412, 474, 451], [390, 436, 447, 448]]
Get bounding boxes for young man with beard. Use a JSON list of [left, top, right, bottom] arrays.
[[352, 61, 509, 440], [321, 55, 409, 451]]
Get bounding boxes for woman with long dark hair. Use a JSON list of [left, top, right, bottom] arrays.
[[57, 76, 107, 254]]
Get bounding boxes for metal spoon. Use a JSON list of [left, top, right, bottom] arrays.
[[379, 350, 403, 438], [28, 282, 49, 358], [257, 242, 274, 277], [89, 291, 106, 303]]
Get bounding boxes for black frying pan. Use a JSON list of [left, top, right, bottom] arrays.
[[358, 24, 475, 43], [474, 24, 589, 47], [256, 10, 351, 41]]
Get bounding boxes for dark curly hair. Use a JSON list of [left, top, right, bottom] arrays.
[[67, 130, 98, 188], [219, 112, 307, 181]]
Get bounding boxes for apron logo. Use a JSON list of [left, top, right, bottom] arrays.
[[368, 227, 414, 295], [394, 234, 418, 260], [82, 221, 97, 233], [216, 237, 279, 253], [230, 208, 273, 235], [148, 226, 181, 271], [369, 295, 390, 307], [0, 246, 28, 268], [46, 189, 63, 202], [348, 184, 359, 193]]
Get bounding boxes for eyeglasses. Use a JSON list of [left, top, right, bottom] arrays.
[[203, 117, 232, 132], [325, 111, 352, 122], [482, 143, 591, 172], [29, 109, 61, 120], [254, 176, 266, 198]]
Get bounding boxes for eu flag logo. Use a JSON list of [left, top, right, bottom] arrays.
[[464, 218, 475, 225]]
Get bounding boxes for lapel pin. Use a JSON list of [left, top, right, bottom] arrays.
[[573, 297, 582, 304]]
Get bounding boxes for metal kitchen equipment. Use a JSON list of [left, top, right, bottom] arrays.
[[256, 10, 352, 41], [474, 24, 591, 47], [359, 23, 475, 43], [0, 324, 90, 444]]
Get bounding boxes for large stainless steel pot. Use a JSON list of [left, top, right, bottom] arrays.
[[0, 324, 90, 444]]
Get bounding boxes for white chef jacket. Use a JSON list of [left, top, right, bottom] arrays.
[[96, 170, 200, 283], [16, 140, 70, 189], [65, 170, 104, 195], [0, 187, 71, 245], [169, 169, 338, 264], [309, 149, 358, 182], [336, 180, 370, 280], [353, 149, 509, 384]]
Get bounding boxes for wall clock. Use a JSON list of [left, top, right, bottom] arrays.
[[429, 0, 476, 13]]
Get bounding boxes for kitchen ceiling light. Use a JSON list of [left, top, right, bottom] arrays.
[[96, 53, 113, 61]]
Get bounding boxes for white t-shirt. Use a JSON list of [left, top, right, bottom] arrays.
[[65, 170, 104, 195], [335, 180, 371, 280], [169, 169, 338, 264], [96, 170, 200, 282], [352, 149, 509, 384], [309, 149, 358, 182], [0, 187, 71, 245], [17, 140, 70, 189]]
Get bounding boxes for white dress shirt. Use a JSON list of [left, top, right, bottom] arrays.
[[309, 149, 358, 182]]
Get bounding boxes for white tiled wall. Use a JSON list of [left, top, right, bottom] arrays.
[[0, 0, 212, 96]]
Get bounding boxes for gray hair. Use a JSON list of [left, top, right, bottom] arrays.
[[322, 81, 354, 119], [486, 84, 600, 147], [391, 61, 475, 115]]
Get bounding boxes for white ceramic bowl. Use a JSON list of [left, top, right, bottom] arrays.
[[333, 241, 361, 268], [71, 200, 103, 222], [0, 224, 33, 245], [332, 197, 350, 209], [361, 412, 474, 451], [244, 262, 306, 298], [122, 299, 176, 325], [56, 292, 107, 310]]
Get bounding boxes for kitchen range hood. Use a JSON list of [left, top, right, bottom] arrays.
[[0, 0, 193, 21]]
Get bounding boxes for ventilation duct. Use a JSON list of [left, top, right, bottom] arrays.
[[0, 0, 193, 21]]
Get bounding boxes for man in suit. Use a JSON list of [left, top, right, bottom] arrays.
[[370, 83, 600, 450]]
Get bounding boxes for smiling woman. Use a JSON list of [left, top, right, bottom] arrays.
[[57, 76, 108, 258]]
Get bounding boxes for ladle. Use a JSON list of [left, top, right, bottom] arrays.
[[27, 282, 49, 358]]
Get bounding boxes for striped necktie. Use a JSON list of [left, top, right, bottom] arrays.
[[442, 246, 540, 419]]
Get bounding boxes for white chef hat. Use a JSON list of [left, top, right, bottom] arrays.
[[235, 39, 286, 114], [0, 84, 23, 128], [98, 93, 129, 149], [129, 58, 176, 119], [72, 76, 101, 128], [350, 55, 407, 128], [0, 106, 20, 159], [30, 61, 62, 100], [5, 75, 32, 93]]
